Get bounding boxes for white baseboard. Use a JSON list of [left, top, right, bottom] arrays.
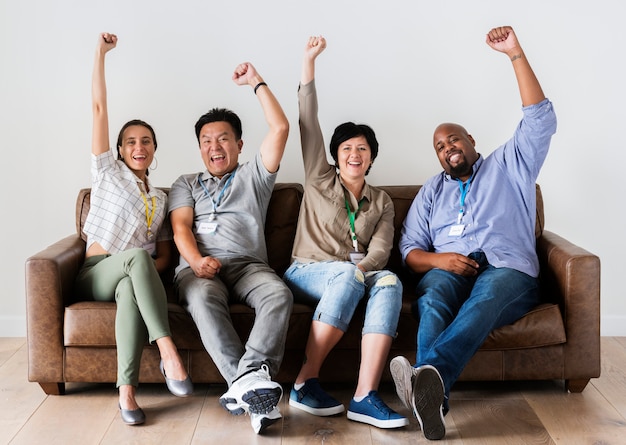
[[0, 316, 26, 337], [601, 315, 626, 336]]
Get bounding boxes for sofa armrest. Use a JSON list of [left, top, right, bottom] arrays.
[[537, 230, 601, 387], [25, 234, 85, 388]]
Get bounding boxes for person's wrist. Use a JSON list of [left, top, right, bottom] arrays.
[[254, 81, 268, 94], [508, 48, 524, 62]]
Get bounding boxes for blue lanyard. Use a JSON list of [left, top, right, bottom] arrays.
[[456, 172, 474, 224], [198, 166, 238, 219]]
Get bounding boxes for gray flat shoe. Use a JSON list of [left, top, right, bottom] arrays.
[[160, 360, 194, 397], [119, 405, 145, 425]]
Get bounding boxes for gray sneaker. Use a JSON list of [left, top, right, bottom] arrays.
[[390, 356, 419, 415], [413, 365, 446, 440]]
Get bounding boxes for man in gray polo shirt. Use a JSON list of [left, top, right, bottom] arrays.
[[168, 62, 292, 434]]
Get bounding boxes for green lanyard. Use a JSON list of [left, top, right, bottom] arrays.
[[345, 197, 365, 252]]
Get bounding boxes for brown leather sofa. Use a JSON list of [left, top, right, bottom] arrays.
[[25, 183, 600, 396]]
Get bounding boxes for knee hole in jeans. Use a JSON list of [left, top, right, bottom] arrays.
[[354, 268, 365, 283], [374, 274, 398, 287]]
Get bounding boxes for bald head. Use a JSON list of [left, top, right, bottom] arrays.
[[433, 123, 471, 146], [432, 123, 478, 181]]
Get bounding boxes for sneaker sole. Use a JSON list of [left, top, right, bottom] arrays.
[[219, 396, 246, 416], [242, 387, 283, 415], [254, 414, 281, 434], [413, 366, 446, 440], [347, 410, 409, 429], [390, 356, 418, 414], [288, 397, 345, 416]]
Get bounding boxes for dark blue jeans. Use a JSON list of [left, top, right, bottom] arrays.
[[413, 251, 540, 404]]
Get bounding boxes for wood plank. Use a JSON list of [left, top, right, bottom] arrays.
[[279, 385, 373, 444], [3, 338, 626, 444], [0, 337, 25, 365], [593, 337, 626, 416], [448, 398, 554, 445], [524, 378, 626, 443], [102, 383, 206, 445], [0, 341, 48, 445], [370, 383, 448, 444], [193, 383, 283, 443], [9, 382, 118, 445]]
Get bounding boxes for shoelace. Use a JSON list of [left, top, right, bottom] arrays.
[[300, 380, 333, 403], [304, 380, 324, 400], [252, 364, 271, 381], [367, 394, 394, 415]]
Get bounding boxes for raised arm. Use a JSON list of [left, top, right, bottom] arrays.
[[486, 26, 545, 107], [231, 62, 289, 174], [92, 32, 117, 156], [301, 36, 327, 85]]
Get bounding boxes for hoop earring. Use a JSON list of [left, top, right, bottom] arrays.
[[150, 156, 159, 171]]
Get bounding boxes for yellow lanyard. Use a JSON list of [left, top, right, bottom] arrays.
[[140, 193, 157, 239]]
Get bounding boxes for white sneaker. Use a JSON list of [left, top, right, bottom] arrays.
[[250, 406, 282, 434], [390, 356, 419, 415], [219, 364, 283, 415]]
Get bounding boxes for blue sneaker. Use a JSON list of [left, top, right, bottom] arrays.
[[347, 391, 409, 429], [289, 378, 345, 416]]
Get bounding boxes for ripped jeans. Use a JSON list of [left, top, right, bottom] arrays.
[[283, 261, 403, 336]]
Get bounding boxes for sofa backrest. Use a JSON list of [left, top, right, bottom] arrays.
[[75, 182, 543, 275], [75, 183, 305, 277]]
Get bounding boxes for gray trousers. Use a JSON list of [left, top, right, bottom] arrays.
[[174, 257, 293, 386]]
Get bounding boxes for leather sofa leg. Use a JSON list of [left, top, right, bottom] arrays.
[[38, 382, 65, 395], [566, 379, 590, 393]]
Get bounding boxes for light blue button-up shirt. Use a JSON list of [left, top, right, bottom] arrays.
[[399, 98, 557, 278]]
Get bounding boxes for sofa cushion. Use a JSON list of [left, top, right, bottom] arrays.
[[63, 302, 203, 348], [390, 300, 565, 351], [480, 303, 565, 350], [64, 301, 316, 351]]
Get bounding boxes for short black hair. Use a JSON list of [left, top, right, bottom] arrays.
[[194, 108, 242, 142], [329, 122, 379, 175]]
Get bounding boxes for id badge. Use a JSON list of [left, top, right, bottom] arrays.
[[448, 224, 465, 237], [349, 251, 365, 265], [142, 242, 156, 255], [197, 221, 218, 235]]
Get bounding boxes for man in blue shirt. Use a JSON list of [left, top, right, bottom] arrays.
[[391, 26, 557, 441]]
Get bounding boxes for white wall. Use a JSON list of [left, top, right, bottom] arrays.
[[1, 0, 622, 336]]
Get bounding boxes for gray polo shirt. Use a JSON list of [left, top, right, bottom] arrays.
[[169, 152, 276, 274]]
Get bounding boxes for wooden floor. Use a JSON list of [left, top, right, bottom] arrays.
[[2, 337, 626, 444]]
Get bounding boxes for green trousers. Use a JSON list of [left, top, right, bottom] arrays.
[[75, 248, 171, 387]]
